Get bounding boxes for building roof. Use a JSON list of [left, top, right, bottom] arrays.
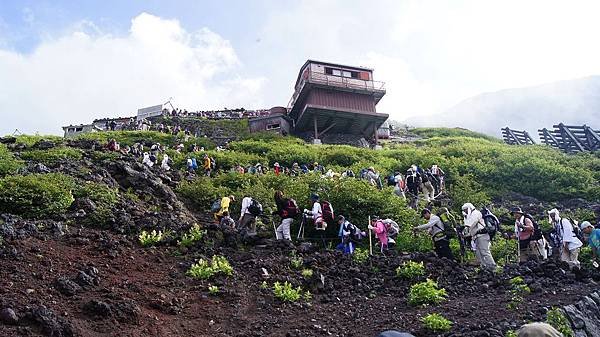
[[294, 59, 374, 88]]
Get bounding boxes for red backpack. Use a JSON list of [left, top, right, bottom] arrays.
[[281, 199, 299, 218], [320, 201, 334, 224]]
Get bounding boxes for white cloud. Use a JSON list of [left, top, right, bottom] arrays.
[[0, 12, 265, 135]]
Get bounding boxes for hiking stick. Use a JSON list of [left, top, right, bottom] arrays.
[[297, 215, 304, 240], [271, 218, 277, 239], [368, 215, 373, 256]]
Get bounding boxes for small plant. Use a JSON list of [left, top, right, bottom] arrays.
[[178, 224, 206, 247], [138, 230, 164, 247], [273, 281, 302, 302], [352, 248, 370, 264], [290, 253, 303, 270], [421, 313, 453, 332], [187, 255, 233, 280], [303, 290, 312, 302], [507, 276, 530, 310], [396, 261, 425, 280], [408, 279, 447, 306], [546, 308, 574, 337], [301, 269, 313, 279], [260, 281, 269, 290], [505, 330, 517, 337], [208, 285, 219, 295]]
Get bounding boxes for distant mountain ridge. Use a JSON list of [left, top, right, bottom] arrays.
[[405, 76, 600, 139]]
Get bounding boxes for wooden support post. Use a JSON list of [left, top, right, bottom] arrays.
[[313, 116, 318, 140], [319, 123, 337, 138]]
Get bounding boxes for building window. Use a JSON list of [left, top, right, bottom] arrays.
[[266, 123, 280, 130], [68, 128, 75, 132], [75, 127, 83, 132], [325, 67, 361, 79]]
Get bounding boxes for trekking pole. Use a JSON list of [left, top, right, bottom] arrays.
[[297, 215, 304, 240], [368, 215, 373, 256], [271, 218, 277, 239]]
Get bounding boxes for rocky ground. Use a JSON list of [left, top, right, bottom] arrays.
[[1, 139, 600, 337]]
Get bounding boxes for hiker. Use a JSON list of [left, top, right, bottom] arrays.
[[580, 221, 599, 259], [420, 169, 435, 202], [273, 162, 281, 176], [548, 208, 582, 270], [203, 154, 212, 177], [341, 169, 355, 178], [368, 216, 388, 253], [377, 332, 416, 337], [239, 195, 262, 235], [220, 211, 236, 229], [107, 138, 119, 151], [414, 209, 454, 260], [511, 208, 544, 262], [405, 168, 421, 208], [142, 152, 154, 167], [161, 154, 170, 171], [430, 164, 445, 193], [365, 167, 382, 189], [274, 191, 298, 240], [313, 162, 325, 174], [337, 215, 364, 254], [516, 322, 562, 337], [303, 194, 332, 230], [392, 171, 406, 199], [290, 162, 301, 176], [462, 203, 496, 270], [213, 195, 235, 222]]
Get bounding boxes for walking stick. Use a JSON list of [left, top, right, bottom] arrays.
[[271, 218, 277, 239], [368, 215, 373, 256], [297, 214, 304, 240]]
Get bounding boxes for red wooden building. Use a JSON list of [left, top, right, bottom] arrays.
[[288, 60, 388, 143]]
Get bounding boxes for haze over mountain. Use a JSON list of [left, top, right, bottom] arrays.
[[405, 76, 600, 139]]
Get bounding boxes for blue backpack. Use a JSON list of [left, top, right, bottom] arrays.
[[211, 199, 221, 212]]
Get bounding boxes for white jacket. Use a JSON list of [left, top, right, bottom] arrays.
[[556, 218, 583, 251], [463, 209, 485, 238]]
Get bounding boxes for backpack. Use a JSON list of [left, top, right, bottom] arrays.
[[481, 208, 501, 240], [281, 199, 299, 218], [248, 199, 262, 216], [523, 214, 543, 241], [191, 158, 198, 170], [387, 175, 397, 186], [210, 199, 222, 212], [383, 220, 400, 237], [210, 157, 216, 169], [321, 201, 334, 224], [436, 212, 457, 239]]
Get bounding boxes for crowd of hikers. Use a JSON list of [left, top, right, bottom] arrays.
[[210, 187, 600, 273], [103, 137, 600, 272]]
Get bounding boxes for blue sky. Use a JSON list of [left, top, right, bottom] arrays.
[[2, 0, 600, 135]]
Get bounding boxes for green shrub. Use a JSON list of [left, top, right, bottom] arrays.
[[77, 130, 179, 147], [507, 276, 531, 310], [408, 279, 447, 306], [72, 181, 118, 227], [421, 313, 453, 332], [15, 135, 64, 147], [290, 253, 303, 270], [208, 285, 219, 295], [546, 308, 574, 337], [187, 255, 233, 280], [273, 281, 303, 302], [178, 224, 206, 247], [505, 330, 517, 337], [0, 144, 23, 176], [20, 147, 83, 165], [0, 173, 74, 218], [301, 269, 313, 279], [396, 261, 426, 280], [352, 248, 370, 264], [412, 127, 500, 142], [138, 230, 164, 247]]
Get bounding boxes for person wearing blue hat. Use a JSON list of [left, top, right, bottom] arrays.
[[376, 331, 415, 337]]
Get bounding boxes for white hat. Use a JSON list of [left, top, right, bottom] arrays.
[[580, 221, 594, 231], [461, 203, 475, 211]]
